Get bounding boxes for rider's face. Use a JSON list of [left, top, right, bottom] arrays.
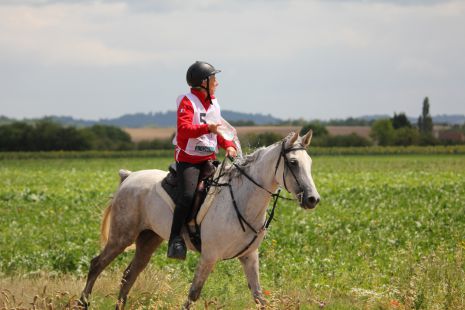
[[202, 75, 219, 95]]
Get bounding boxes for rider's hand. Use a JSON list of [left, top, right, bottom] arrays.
[[208, 123, 220, 134], [226, 146, 237, 158]]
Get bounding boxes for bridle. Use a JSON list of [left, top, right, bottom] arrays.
[[212, 139, 308, 259], [274, 140, 307, 200]]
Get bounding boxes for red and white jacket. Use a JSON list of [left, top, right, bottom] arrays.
[[174, 88, 236, 164]]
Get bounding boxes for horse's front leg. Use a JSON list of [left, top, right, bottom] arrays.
[[239, 250, 266, 306], [183, 255, 217, 309]]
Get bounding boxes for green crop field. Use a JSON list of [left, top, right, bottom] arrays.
[[1, 154, 464, 309]]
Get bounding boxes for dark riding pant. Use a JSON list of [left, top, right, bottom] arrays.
[[169, 161, 202, 240]]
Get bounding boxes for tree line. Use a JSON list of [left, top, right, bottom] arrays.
[[370, 97, 465, 146], [1, 97, 464, 151], [0, 120, 373, 152], [242, 97, 465, 148], [0, 121, 134, 151]]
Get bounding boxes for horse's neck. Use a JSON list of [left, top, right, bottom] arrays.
[[233, 144, 281, 226]]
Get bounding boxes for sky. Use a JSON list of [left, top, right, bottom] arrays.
[[0, 0, 464, 121]]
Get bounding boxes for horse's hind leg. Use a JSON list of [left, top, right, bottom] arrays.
[[79, 239, 132, 309], [116, 230, 163, 309]]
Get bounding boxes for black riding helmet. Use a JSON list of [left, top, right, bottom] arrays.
[[186, 61, 221, 104], [186, 61, 221, 87]]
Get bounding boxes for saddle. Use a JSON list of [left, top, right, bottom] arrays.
[[161, 160, 220, 251]]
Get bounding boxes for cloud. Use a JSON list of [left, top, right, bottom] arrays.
[[0, 0, 464, 119], [1, 1, 462, 62], [325, 0, 454, 5], [0, 2, 165, 66]]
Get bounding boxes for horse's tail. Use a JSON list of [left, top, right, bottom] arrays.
[[118, 169, 131, 184], [100, 202, 112, 248], [100, 169, 135, 249]]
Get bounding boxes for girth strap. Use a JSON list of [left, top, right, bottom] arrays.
[[227, 176, 258, 234]]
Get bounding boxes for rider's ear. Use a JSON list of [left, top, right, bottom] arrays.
[[302, 129, 313, 147]]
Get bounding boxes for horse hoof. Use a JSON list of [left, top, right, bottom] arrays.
[[254, 295, 267, 307], [182, 299, 193, 309], [115, 297, 126, 310], [77, 296, 89, 309]]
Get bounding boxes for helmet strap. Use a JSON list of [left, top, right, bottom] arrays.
[[199, 76, 212, 104]]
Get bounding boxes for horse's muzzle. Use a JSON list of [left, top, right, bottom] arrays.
[[300, 194, 320, 209]]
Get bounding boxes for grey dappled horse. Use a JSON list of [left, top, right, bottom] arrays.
[[79, 130, 320, 309]]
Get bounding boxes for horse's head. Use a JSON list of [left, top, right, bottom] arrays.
[[274, 130, 320, 209]]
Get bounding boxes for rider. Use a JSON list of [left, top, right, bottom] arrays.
[[168, 61, 237, 260]]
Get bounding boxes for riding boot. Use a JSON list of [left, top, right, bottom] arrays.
[[167, 203, 188, 260], [167, 235, 186, 260], [167, 161, 201, 260]]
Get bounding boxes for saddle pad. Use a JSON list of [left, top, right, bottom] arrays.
[[155, 172, 176, 211], [195, 186, 219, 224], [194, 164, 228, 224]]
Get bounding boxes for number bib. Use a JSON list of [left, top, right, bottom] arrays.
[[173, 93, 220, 157]]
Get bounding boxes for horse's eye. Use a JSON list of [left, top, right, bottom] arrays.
[[289, 159, 298, 166]]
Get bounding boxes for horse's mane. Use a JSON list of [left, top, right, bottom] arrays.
[[234, 146, 266, 167], [226, 133, 295, 179]]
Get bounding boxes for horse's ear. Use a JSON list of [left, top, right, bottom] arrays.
[[302, 129, 313, 147], [286, 131, 299, 147]]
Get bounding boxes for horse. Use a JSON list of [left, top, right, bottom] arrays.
[[79, 130, 320, 309]]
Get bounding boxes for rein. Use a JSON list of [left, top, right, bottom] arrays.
[[211, 140, 307, 259]]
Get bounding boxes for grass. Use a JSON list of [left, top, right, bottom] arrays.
[[1, 154, 464, 309]]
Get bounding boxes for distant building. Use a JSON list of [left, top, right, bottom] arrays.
[[432, 125, 449, 138], [438, 130, 465, 144]]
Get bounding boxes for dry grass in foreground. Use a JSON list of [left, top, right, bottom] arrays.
[[1, 269, 316, 310], [0, 268, 182, 309], [1, 248, 464, 309], [0, 269, 359, 309]]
